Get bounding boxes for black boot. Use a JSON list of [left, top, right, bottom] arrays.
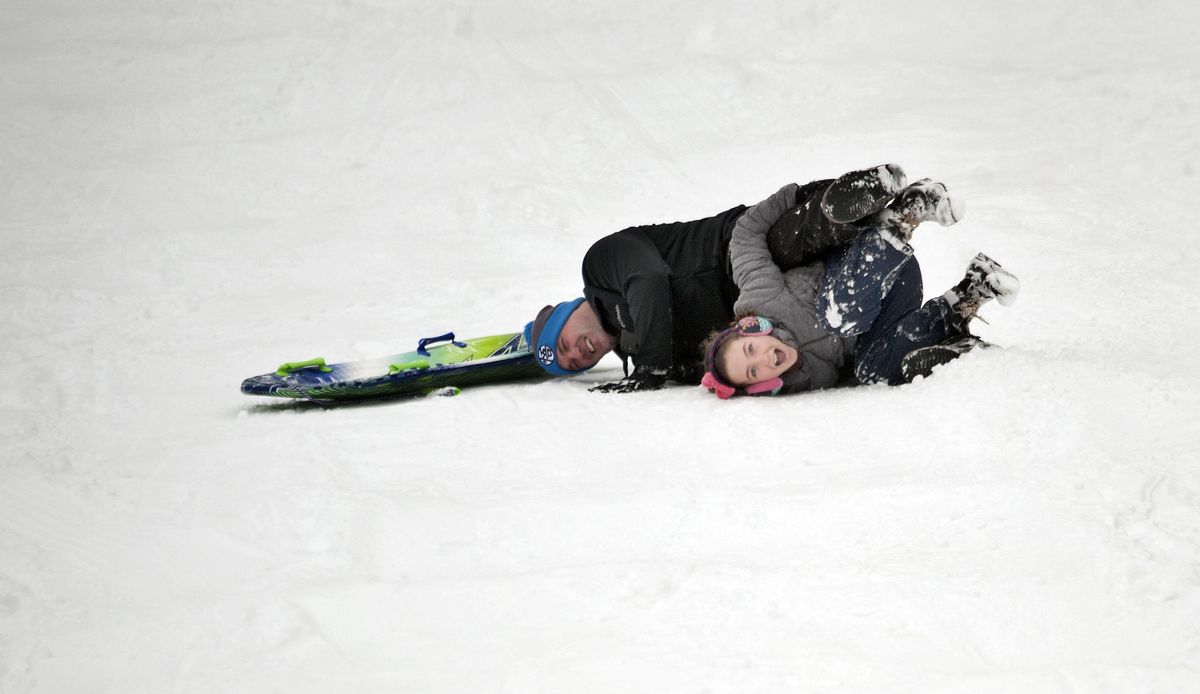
[[767, 164, 907, 271], [766, 179, 860, 270], [943, 252, 1021, 334], [900, 253, 1021, 383], [820, 163, 908, 224]]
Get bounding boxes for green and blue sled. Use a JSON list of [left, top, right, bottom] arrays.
[[240, 331, 549, 403]]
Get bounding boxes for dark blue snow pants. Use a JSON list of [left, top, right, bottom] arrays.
[[817, 230, 956, 385]]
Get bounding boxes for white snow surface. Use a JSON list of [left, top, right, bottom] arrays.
[[4, 1, 1200, 692]]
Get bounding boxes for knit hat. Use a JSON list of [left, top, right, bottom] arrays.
[[524, 298, 587, 376], [700, 316, 785, 399]]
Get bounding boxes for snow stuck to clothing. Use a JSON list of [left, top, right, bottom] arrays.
[[3, 1, 1200, 693]]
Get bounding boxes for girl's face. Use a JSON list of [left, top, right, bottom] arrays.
[[720, 334, 798, 387]]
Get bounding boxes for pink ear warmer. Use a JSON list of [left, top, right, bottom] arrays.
[[700, 371, 736, 399]]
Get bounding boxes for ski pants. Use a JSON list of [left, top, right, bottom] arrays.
[[817, 229, 955, 385]]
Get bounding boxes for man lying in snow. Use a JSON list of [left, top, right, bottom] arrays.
[[525, 164, 973, 393]]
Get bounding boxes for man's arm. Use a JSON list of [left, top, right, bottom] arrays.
[[581, 229, 674, 391]]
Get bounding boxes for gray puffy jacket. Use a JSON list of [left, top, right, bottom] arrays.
[[729, 183, 856, 392]]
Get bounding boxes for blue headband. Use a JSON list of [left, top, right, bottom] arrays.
[[523, 298, 587, 376]]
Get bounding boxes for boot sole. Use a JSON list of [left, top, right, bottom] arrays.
[[900, 337, 992, 383], [820, 164, 907, 224]]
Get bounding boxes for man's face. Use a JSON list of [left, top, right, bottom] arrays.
[[556, 301, 615, 371]]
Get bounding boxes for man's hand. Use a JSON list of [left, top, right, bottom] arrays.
[[588, 366, 667, 394]]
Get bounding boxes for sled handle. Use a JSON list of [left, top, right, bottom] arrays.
[[417, 332, 467, 357], [275, 357, 333, 377]]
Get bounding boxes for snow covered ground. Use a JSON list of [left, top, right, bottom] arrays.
[[4, 1, 1200, 691]]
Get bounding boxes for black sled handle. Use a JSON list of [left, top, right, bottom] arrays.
[[417, 332, 467, 357]]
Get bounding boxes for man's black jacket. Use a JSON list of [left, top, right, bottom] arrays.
[[581, 204, 749, 383]]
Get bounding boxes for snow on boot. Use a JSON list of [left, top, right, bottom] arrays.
[[943, 252, 1020, 334], [820, 163, 908, 224], [874, 179, 966, 240], [953, 252, 1020, 306], [900, 335, 991, 383]]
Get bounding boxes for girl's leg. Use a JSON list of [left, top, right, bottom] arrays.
[[769, 167, 965, 273], [818, 229, 916, 336], [852, 258, 957, 386], [817, 229, 959, 385]]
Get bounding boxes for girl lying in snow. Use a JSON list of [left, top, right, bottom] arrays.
[[699, 181, 1020, 398]]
